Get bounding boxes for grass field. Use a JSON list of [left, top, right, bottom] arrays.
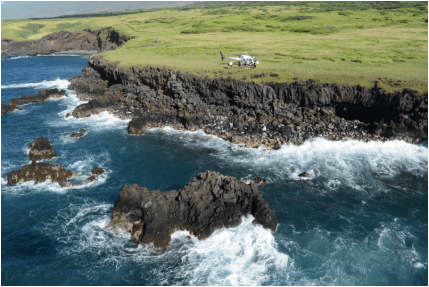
[[2, 2, 428, 93]]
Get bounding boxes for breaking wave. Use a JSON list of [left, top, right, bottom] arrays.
[[1, 78, 69, 90]]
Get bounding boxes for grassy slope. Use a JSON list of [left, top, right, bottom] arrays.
[[2, 3, 428, 93]]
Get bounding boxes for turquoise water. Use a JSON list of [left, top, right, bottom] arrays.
[[1, 55, 428, 285]]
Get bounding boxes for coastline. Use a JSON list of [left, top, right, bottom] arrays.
[[66, 56, 428, 149]]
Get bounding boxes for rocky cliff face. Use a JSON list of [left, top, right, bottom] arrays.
[[68, 56, 428, 147], [107, 171, 277, 247], [1, 27, 134, 56]]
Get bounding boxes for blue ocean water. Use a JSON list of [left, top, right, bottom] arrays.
[[1, 54, 428, 286]]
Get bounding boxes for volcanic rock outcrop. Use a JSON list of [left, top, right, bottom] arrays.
[[9, 88, 67, 106], [28, 137, 56, 161], [107, 170, 277, 247], [65, 129, 86, 138], [1, 103, 20, 115], [68, 57, 428, 147], [2, 27, 134, 56], [85, 167, 105, 183], [7, 161, 77, 187]]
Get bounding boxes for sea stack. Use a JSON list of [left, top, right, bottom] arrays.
[[107, 170, 277, 247], [28, 137, 56, 161]]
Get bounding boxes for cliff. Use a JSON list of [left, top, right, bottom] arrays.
[[1, 27, 134, 56], [67, 56, 428, 148]]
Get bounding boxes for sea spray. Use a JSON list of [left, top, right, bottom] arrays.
[[1, 78, 69, 90]]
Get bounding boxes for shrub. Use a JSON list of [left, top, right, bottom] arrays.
[[19, 23, 45, 32], [56, 22, 81, 30]]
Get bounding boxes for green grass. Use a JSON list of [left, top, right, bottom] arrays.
[[2, 2, 427, 93]]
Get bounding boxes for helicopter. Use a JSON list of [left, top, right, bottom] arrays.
[[220, 51, 259, 68]]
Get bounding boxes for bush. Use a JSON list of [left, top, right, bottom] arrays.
[[19, 23, 45, 33], [278, 15, 314, 21], [223, 25, 266, 32], [56, 22, 81, 30]]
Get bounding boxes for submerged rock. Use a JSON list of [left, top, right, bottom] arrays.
[[251, 177, 268, 185], [28, 137, 56, 161], [206, 148, 218, 155], [9, 88, 67, 106], [7, 161, 77, 187], [107, 170, 277, 247], [86, 175, 96, 183], [65, 129, 87, 138]]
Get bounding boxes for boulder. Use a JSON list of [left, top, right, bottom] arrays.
[[128, 116, 149, 135], [7, 161, 77, 187], [107, 170, 277, 247], [28, 137, 56, 161], [86, 175, 96, 183], [298, 172, 309, 177], [71, 99, 115, 118], [70, 132, 84, 138], [91, 167, 105, 175]]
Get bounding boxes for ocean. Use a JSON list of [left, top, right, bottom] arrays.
[[1, 55, 428, 285]]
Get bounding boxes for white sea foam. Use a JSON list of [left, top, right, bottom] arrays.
[[414, 262, 426, 269], [154, 128, 428, 193], [1, 78, 69, 90], [65, 204, 112, 227], [52, 100, 130, 131], [3, 55, 29, 60], [155, 216, 292, 285], [51, 204, 292, 285]]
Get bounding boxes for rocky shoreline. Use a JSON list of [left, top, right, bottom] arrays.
[[67, 57, 428, 148], [2, 88, 67, 115]]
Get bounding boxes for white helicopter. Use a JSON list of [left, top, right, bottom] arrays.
[[220, 51, 259, 68]]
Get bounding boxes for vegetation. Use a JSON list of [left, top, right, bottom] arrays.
[[56, 22, 82, 30], [2, 2, 427, 93]]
